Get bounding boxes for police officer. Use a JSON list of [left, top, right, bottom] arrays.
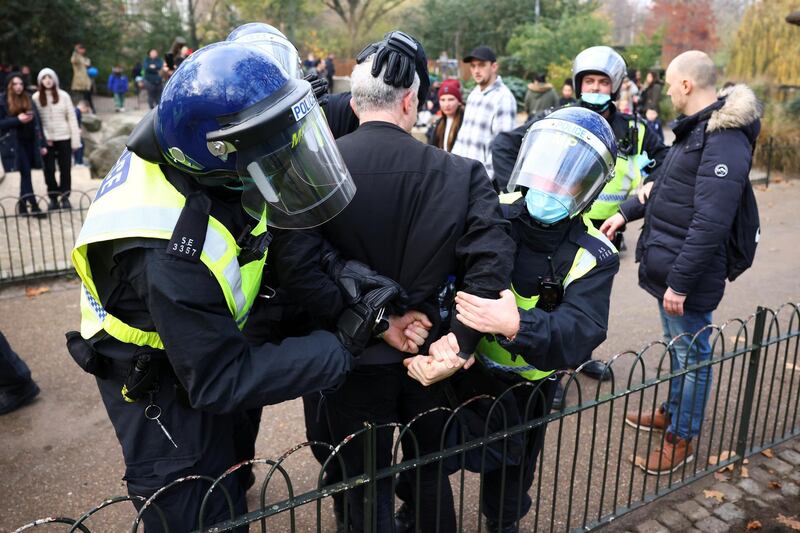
[[491, 45, 668, 387], [409, 107, 620, 532], [273, 31, 515, 532], [66, 42, 362, 531]]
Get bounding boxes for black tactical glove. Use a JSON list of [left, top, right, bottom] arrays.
[[322, 249, 408, 312], [356, 30, 430, 110], [322, 246, 408, 355], [335, 284, 400, 355], [305, 72, 329, 107]]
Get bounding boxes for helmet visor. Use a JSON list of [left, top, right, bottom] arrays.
[[238, 102, 355, 229], [233, 33, 303, 79], [507, 118, 615, 217]]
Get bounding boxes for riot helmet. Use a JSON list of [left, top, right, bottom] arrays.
[[572, 46, 627, 112], [507, 107, 617, 225], [227, 23, 304, 79], [155, 41, 355, 229]]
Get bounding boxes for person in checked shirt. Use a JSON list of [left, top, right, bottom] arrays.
[[451, 45, 518, 182]]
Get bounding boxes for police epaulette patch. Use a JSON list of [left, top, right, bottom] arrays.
[[166, 191, 211, 262], [576, 232, 616, 264]]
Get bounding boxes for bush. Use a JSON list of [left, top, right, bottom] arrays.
[[753, 101, 800, 176], [502, 76, 529, 110], [787, 96, 800, 119]]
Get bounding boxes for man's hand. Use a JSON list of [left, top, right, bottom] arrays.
[[403, 353, 473, 386], [637, 181, 654, 204], [663, 287, 686, 316], [40, 147, 47, 156], [382, 310, 432, 353], [600, 213, 626, 241], [455, 289, 519, 339], [427, 332, 463, 369]]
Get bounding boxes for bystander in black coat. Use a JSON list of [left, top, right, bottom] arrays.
[[619, 85, 761, 312]]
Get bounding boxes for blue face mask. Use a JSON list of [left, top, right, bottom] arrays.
[[581, 92, 612, 110], [525, 189, 572, 225]]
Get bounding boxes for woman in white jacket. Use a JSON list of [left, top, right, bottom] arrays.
[[33, 68, 80, 210]]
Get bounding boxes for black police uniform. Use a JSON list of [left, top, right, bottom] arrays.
[[458, 199, 619, 529], [491, 103, 666, 384], [273, 120, 515, 532], [79, 149, 353, 532], [492, 104, 669, 194]]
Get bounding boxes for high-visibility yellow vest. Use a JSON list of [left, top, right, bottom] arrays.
[[71, 150, 268, 350], [476, 193, 617, 381], [585, 120, 646, 221]]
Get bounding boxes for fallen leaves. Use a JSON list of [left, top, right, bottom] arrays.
[[709, 450, 743, 472], [703, 489, 725, 503], [741, 466, 749, 478], [761, 449, 774, 458], [746, 520, 762, 530], [787, 363, 800, 372], [24, 285, 50, 298], [777, 515, 800, 531], [714, 471, 729, 482], [768, 481, 782, 490]]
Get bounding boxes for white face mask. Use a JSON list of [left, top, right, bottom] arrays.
[[580, 92, 611, 109]]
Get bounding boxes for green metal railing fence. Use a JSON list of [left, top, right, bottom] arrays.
[[11, 303, 800, 532]]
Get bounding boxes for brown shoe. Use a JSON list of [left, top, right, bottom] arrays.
[[625, 404, 670, 433], [636, 432, 694, 475]]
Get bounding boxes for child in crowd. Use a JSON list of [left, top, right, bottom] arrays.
[[107, 66, 128, 112], [644, 106, 664, 143]]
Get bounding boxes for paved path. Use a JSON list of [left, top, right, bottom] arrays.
[[1, 120, 799, 531]]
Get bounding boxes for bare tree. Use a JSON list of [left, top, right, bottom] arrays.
[[321, 0, 409, 53]]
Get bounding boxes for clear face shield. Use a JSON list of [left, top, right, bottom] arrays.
[[507, 118, 615, 219], [207, 79, 356, 229], [232, 33, 304, 79]]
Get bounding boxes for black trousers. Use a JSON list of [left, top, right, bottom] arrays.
[[482, 378, 556, 525], [96, 371, 248, 533], [326, 363, 456, 533], [43, 139, 72, 199], [0, 331, 39, 414]]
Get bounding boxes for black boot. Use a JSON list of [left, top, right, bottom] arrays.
[[60, 196, 72, 210], [581, 359, 612, 381], [27, 197, 47, 219], [486, 517, 519, 533], [47, 195, 60, 211], [15, 199, 29, 216]]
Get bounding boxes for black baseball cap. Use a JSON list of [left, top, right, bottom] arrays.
[[463, 45, 497, 63]]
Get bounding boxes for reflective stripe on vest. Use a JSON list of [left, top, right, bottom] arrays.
[[72, 150, 267, 348], [476, 213, 617, 381], [585, 120, 646, 221]]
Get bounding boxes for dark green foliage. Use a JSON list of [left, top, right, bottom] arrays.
[[0, 0, 185, 95], [406, 0, 592, 61], [0, 0, 122, 87]]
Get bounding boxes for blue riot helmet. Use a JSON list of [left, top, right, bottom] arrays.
[[227, 23, 304, 79], [155, 41, 355, 229], [507, 107, 617, 225]]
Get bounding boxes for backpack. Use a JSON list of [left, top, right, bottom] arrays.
[[726, 178, 760, 281]]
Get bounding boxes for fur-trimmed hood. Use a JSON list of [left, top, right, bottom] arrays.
[[708, 84, 761, 133]]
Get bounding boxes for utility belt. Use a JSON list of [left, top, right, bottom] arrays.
[[65, 331, 189, 406]]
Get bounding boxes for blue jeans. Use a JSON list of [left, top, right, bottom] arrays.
[[659, 305, 713, 441]]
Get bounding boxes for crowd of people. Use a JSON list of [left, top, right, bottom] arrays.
[[1, 23, 760, 533]]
